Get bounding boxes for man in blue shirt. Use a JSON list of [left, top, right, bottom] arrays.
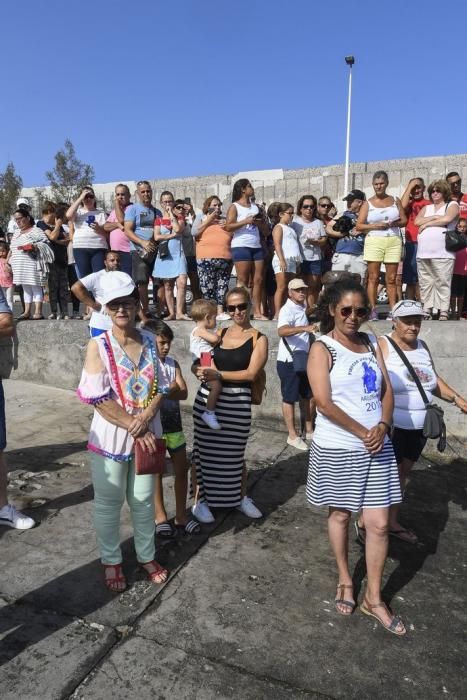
[[326, 189, 367, 283], [124, 180, 162, 314], [0, 288, 35, 529]]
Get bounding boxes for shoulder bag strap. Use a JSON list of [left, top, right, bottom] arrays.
[[358, 332, 376, 357], [282, 336, 294, 358], [385, 334, 430, 405]]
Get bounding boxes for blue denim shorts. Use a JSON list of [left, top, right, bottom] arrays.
[[277, 361, 311, 404], [231, 247, 265, 263], [301, 259, 322, 275]]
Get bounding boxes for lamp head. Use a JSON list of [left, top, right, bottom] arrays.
[[345, 55, 355, 66]]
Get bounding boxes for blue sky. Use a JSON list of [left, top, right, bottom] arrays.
[[2, 0, 466, 186]]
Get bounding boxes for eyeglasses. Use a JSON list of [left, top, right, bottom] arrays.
[[227, 303, 249, 313], [302, 204, 314, 209], [14, 216, 26, 222], [431, 189, 442, 194], [339, 306, 368, 318], [319, 203, 332, 208], [84, 194, 95, 199], [106, 300, 136, 311]]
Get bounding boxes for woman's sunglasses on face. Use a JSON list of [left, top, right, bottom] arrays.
[[339, 306, 368, 318], [319, 203, 331, 209], [227, 303, 248, 313]]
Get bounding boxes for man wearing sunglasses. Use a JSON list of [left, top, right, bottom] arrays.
[[446, 172, 467, 220], [277, 279, 317, 451], [124, 181, 162, 315]]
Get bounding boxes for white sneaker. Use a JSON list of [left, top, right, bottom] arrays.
[[304, 432, 314, 441], [0, 503, 35, 530], [236, 496, 262, 519], [287, 436, 309, 451], [216, 312, 231, 321], [201, 411, 221, 430], [191, 501, 215, 524], [48, 313, 56, 320]]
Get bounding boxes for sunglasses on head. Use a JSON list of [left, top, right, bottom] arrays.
[[227, 302, 248, 313], [339, 305, 368, 318]]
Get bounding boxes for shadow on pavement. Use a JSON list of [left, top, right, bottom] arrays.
[[6, 441, 88, 473]]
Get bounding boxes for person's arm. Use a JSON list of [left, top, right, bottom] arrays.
[[104, 210, 123, 233], [326, 219, 344, 239], [197, 334, 268, 383], [362, 341, 394, 453], [422, 343, 467, 412], [43, 220, 62, 242], [0, 310, 14, 337], [66, 189, 91, 221], [224, 204, 256, 233], [400, 180, 420, 211], [153, 222, 177, 242], [195, 211, 228, 237], [195, 327, 220, 345], [71, 278, 101, 312], [390, 197, 408, 227], [272, 224, 287, 271], [355, 201, 389, 233], [123, 211, 156, 252], [166, 361, 188, 401], [307, 342, 370, 442], [278, 323, 317, 337], [418, 202, 459, 230]]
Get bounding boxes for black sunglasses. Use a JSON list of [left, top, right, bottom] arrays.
[[319, 203, 332, 208], [339, 305, 368, 318], [227, 303, 249, 313], [302, 204, 314, 209]]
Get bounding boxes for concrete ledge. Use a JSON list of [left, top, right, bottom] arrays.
[[7, 319, 467, 438]]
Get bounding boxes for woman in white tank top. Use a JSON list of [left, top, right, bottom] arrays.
[[356, 171, 407, 318], [378, 299, 467, 544], [225, 179, 269, 319], [306, 277, 406, 635], [270, 202, 302, 317]]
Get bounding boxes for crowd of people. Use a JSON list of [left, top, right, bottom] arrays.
[[1, 170, 466, 323], [1, 170, 467, 639]]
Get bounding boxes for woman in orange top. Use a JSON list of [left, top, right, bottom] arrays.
[[192, 196, 233, 320]]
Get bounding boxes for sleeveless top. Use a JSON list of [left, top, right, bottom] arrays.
[[273, 223, 301, 261], [366, 197, 400, 238], [416, 202, 457, 260], [213, 329, 263, 387], [381, 335, 437, 430], [314, 334, 383, 451], [231, 201, 260, 249], [158, 356, 183, 434]]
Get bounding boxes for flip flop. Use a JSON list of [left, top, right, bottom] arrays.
[[155, 521, 176, 539], [175, 519, 201, 535], [389, 527, 418, 545]]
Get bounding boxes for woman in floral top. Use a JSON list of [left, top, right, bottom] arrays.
[[77, 272, 174, 592]]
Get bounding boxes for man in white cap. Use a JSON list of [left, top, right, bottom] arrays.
[[71, 251, 122, 336], [277, 278, 317, 450]]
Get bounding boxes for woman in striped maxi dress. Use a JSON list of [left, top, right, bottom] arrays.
[[306, 277, 406, 636], [191, 287, 268, 523]]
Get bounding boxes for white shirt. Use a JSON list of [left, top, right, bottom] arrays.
[[277, 298, 310, 362], [231, 201, 260, 249], [80, 269, 113, 330], [73, 207, 107, 249], [292, 216, 325, 261], [190, 328, 214, 361]]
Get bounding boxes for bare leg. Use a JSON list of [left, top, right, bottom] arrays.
[[273, 272, 289, 319], [366, 262, 381, 309], [154, 474, 168, 524], [139, 283, 150, 315], [282, 402, 298, 440], [327, 507, 355, 612], [175, 275, 190, 319], [252, 260, 267, 319], [164, 280, 175, 319], [234, 260, 252, 289], [306, 274, 321, 312], [34, 300, 43, 317], [206, 379, 222, 412], [385, 263, 399, 309]]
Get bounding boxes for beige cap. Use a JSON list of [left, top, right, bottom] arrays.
[[288, 278, 308, 291]]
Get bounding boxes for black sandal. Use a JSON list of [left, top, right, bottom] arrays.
[[155, 521, 176, 539], [175, 519, 201, 535]]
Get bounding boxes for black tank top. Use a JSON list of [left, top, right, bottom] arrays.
[[213, 330, 262, 387]]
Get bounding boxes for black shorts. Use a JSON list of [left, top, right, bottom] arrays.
[[391, 427, 427, 464], [277, 360, 311, 404], [131, 250, 154, 285]]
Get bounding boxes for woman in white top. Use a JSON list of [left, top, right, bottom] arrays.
[[378, 299, 467, 544], [292, 195, 327, 315], [306, 277, 405, 635], [225, 179, 269, 320], [414, 180, 459, 320], [356, 171, 407, 319], [270, 202, 302, 318], [66, 187, 107, 279]]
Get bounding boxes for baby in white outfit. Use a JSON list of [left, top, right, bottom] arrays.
[[190, 299, 222, 430]]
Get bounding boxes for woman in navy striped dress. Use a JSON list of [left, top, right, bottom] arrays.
[[191, 287, 268, 523], [306, 278, 405, 636]]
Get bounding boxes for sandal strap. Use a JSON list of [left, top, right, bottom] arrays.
[[388, 615, 404, 632]]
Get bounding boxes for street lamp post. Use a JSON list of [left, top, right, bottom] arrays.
[[344, 55, 355, 197]]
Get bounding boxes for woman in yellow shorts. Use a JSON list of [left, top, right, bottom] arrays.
[[356, 171, 407, 320]]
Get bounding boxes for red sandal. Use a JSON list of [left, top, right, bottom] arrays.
[[103, 564, 127, 593], [141, 560, 169, 584]]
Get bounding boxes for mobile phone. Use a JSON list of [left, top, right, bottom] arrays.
[[200, 352, 212, 367], [207, 207, 215, 214], [86, 215, 95, 225]]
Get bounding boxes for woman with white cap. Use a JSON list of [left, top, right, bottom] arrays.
[[77, 271, 173, 592], [373, 299, 467, 544]]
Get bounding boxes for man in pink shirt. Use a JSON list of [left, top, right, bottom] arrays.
[[104, 184, 132, 275]]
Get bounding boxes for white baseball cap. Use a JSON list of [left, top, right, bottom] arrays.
[[100, 272, 136, 305], [392, 300, 429, 318], [16, 197, 29, 207]]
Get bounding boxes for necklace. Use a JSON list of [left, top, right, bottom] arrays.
[[104, 333, 158, 409]]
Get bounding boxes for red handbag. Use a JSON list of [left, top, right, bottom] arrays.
[[134, 438, 167, 475]]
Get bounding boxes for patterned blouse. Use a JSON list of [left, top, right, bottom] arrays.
[[77, 330, 167, 461]]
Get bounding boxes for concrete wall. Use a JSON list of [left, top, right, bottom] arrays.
[[5, 320, 467, 439], [21, 153, 467, 215]]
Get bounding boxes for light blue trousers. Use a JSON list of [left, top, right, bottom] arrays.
[[90, 453, 155, 565]]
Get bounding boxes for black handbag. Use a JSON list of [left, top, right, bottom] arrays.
[[445, 228, 467, 253], [282, 337, 310, 375], [158, 240, 170, 258], [385, 335, 446, 452]]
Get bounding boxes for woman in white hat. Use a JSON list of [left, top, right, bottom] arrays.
[[77, 271, 173, 592], [374, 299, 467, 544]]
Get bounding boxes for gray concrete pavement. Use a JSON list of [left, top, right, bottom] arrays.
[[1, 381, 466, 699]]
